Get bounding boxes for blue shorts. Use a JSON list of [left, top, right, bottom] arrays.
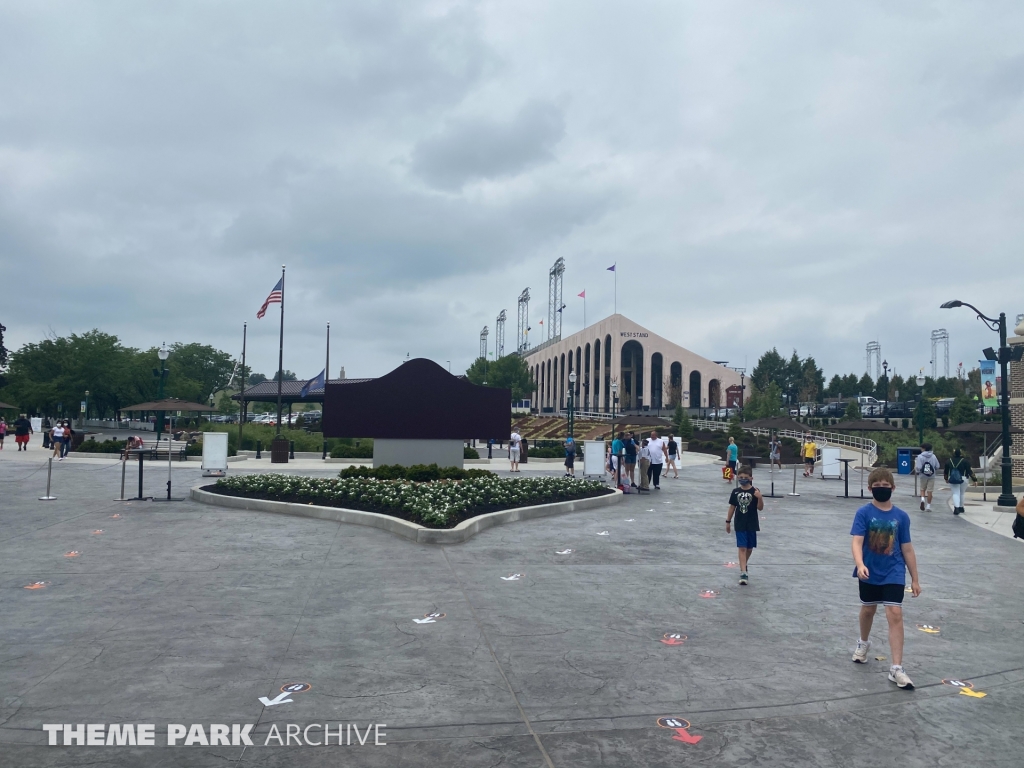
[[735, 530, 757, 549]]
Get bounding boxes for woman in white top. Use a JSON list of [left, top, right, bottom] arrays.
[[51, 422, 65, 459]]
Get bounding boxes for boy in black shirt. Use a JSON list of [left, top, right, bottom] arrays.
[[726, 465, 763, 585]]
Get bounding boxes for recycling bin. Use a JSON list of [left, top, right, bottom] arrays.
[[896, 447, 914, 475]]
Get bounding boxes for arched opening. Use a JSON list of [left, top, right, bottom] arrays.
[[584, 343, 591, 410], [689, 370, 702, 409], [575, 346, 582, 406], [604, 334, 612, 412], [559, 353, 566, 411], [709, 379, 721, 408], [651, 353, 663, 410], [593, 339, 601, 411], [546, 359, 552, 411], [669, 362, 683, 408], [620, 340, 644, 412]]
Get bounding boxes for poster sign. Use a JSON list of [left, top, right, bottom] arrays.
[[979, 360, 998, 407]]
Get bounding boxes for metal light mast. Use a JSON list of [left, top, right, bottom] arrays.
[[479, 326, 488, 360], [866, 341, 881, 379], [517, 288, 531, 353], [547, 257, 565, 341], [930, 329, 949, 379], [495, 310, 506, 358]]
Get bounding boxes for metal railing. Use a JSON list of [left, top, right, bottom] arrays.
[[691, 419, 878, 466]]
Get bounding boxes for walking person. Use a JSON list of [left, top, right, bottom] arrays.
[[509, 429, 522, 473], [944, 448, 975, 516], [50, 421, 65, 460], [0, 417, 6, 450], [769, 433, 783, 472], [608, 431, 624, 485], [726, 436, 738, 479], [726, 465, 763, 585], [850, 467, 922, 690], [638, 438, 652, 492], [802, 436, 817, 477], [563, 436, 576, 478], [13, 413, 32, 451], [647, 429, 665, 489], [914, 442, 940, 512], [665, 433, 679, 479], [61, 421, 74, 458], [623, 431, 638, 487]]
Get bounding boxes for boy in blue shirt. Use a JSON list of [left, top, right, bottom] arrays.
[[726, 437, 738, 480], [850, 467, 922, 689]]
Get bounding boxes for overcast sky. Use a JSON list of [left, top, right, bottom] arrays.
[[1, 1, 1021, 385]]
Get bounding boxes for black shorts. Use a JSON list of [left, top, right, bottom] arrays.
[[564, 455, 574, 467], [858, 581, 905, 606], [804, 457, 815, 466], [727, 460, 736, 470]]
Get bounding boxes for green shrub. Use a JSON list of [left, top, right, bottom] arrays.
[[76, 438, 126, 453], [464, 446, 480, 459], [331, 443, 373, 458], [406, 464, 441, 482], [527, 446, 565, 458], [338, 463, 494, 481]]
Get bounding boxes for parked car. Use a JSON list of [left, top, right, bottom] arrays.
[[934, 397, 956, 415], [882, 401, 909, 418]]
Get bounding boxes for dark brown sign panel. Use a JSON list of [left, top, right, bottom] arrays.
[[323, 358, 510, 440]]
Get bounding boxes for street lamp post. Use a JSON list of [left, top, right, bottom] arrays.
[[941, 300, 1021, 507], [915, 372, 926, 445], [881, 359, 889, 417], [568, 371, 577, 438], [611, 381, 618, 419], [156, 343, 170, 442], [739, 371, 745, 414], [83, 390, 90, 427]]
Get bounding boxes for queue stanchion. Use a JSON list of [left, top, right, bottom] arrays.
[[788, 464, 800, 496], [115, 453, 127, 501], [39, 458, 57, 500]]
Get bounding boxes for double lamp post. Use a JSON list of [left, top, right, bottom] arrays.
[[941, 300, 1020, 508]]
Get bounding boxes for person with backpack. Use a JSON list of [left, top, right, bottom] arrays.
[[914, 442, 940, 512], [943, 448, 976, 516]]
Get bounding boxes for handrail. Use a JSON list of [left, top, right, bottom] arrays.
[[691, 419, 879, 467]]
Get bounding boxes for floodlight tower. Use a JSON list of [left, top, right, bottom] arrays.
[[495, 310, 506, 358], [930, 329, 949, 378], [866, 341, 881, 379], [479, 326, 488, 360], [547, 257, 565, 341], [517, 288, 531, 353]]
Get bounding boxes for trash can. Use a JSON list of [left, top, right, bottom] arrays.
[[896, 448, 914, 475], [270, 436, 290, 464]]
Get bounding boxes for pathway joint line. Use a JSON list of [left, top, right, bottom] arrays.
[[440, 546, 556, 768]]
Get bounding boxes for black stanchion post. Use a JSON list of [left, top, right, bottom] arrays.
[[289, 440, 295, 459], [137, 452, 145, 500], [256, 440, 262, 459]]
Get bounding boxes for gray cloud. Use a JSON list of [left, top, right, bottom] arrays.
[[0, 1, 1020, 383], [410, 101, 566, 189]]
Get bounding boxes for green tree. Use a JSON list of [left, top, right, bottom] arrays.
[[914, 397, 937, 435], [0, 321, 8, 389], [949, 394, 977, 426], [843, 399, 862, 421], [165, 343, 236, 402], [743, 382, 784, 420], [465, 355, 534, 401], [752, 348, 786, 392], [672, 404, 694, 440], [857, 373, 874, 396], [727, 412, 745, 442]]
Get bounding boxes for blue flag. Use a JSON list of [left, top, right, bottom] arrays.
[[607, 263, 616, 272], [300, 369, 325, 398]]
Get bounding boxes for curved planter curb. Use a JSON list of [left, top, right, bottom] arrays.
[[189, 486, 623, 544]]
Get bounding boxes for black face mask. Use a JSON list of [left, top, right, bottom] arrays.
[[738, 478, 752, 486], [871, 487, 893, 502]]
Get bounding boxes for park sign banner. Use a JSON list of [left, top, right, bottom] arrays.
[[979, 360, 998, 407]]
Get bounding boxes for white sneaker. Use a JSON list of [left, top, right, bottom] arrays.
[[852, 639, 871, 663], [925, 504, 931, 512], [888, 665, 914, 689]]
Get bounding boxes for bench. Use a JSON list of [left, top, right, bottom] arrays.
[[125, 438, 190, 462]]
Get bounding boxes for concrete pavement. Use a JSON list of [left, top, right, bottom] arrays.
[[1, 445, 1022, 767]]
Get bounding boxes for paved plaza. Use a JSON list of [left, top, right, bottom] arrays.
[[1, 447, 1022, 767]]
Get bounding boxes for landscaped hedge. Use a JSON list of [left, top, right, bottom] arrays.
[[210, 473, 612, 528], [330, 443, 373, 458], [339, 464, 493, 481], [76, 438, 126, 453]]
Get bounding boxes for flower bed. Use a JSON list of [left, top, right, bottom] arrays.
[[208, 473, 612, 528]]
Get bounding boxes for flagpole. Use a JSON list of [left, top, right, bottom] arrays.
[[614, 264, 617, 315], [238, 322, 247, 451], [275, 265, 285, 438], [322, 322, 330, 460]]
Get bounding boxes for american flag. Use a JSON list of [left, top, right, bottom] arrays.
[[256, 278, 283, 319]]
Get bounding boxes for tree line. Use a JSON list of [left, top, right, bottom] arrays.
[[0, 329, 291, 418]]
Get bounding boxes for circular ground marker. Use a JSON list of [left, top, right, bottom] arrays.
[[64, 551, 80, 558], [92, 530, 103, 535], [280, 682, 312, 694], [942, 678, 973, 689], [657, 717, 691, 729], [698, 590, 719, 599], [916, 624, 940, 634], [24, 581, 48, 590], [724, 562, 738, 568], [555, 549, 574, 555], [110, 514, 121, 519]]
